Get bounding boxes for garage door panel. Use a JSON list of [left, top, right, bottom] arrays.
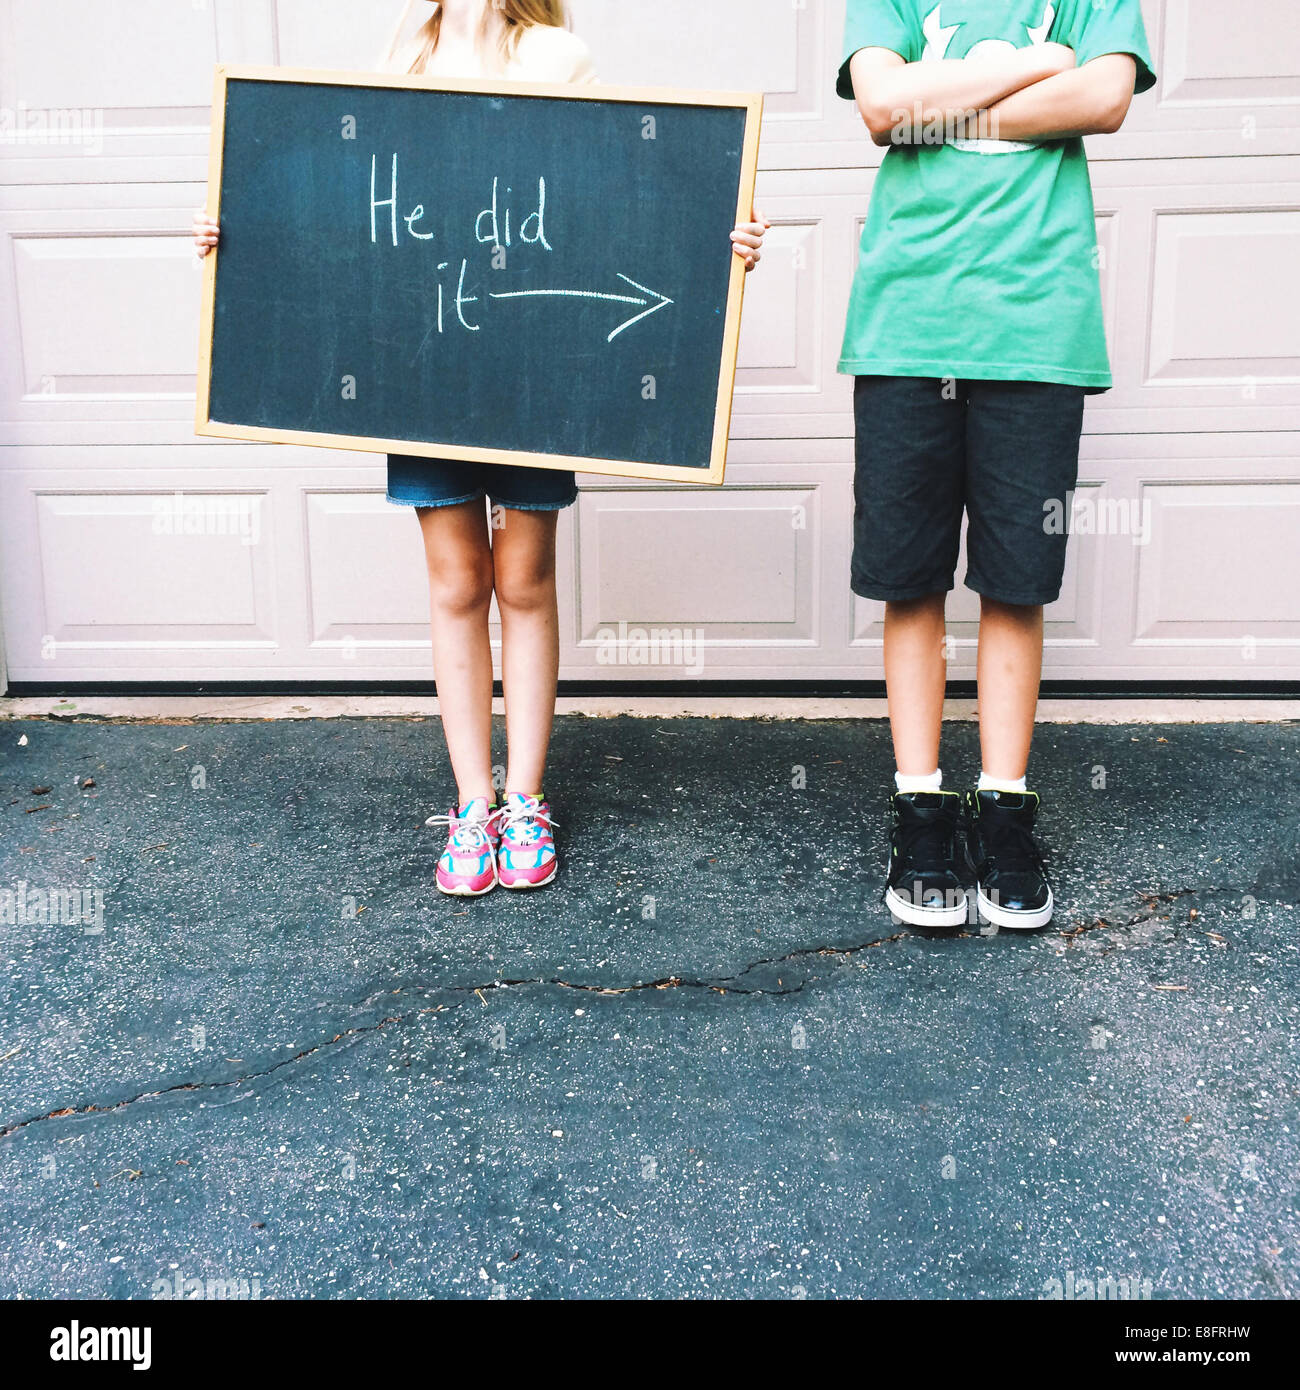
[[1159, 0, 1300, 108], [19, 489, 276, 668], [731, 177, 864, 438], [275, 0, 405, 71], [1096, 212, 1120, 347], [3, 438, 1297, 682], [1135, 483, 1300, 640], [555, 445, 854, 678], [12, 232, 198, 400], [2, 0, 219, 113], [0, 0, 281, 184], [572, 0, 805, 112], [2, 454, 287, 680], [1082, 435, 1300, 676], [569, 0, 866, 171], [1098, 0, 1299, 159], [736, 218, 821, 384], [0, 190, 208, 433], [1090, 158, 1300, 432], [737, 165, 1300, 443], [303, 490, 435, 646], [0, 449, 570, 680], [1147, 210, 1300, 383], [573, 485, 820, 651]]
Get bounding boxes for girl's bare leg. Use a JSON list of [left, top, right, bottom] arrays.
[[416, 500, 496, 805], [490, 508, 561, 796]]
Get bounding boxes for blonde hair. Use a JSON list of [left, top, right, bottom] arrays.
[[384, 0, 569, 75]]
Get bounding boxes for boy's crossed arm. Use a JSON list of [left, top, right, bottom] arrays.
[[971, 55, 1138, 140], [849, 44, 1138, 147], [848, 43, 1073, 145]]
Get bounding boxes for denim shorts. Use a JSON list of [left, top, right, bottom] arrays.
[[386, 454, 578, 511], [852, 375, 1085, 607]]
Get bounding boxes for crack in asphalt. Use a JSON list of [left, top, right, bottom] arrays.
[[0, 884, 1235, 1143], [1057, 886, 1253, 949], [1058, 888, 1199, 944], [0, 927, 913, 1141]]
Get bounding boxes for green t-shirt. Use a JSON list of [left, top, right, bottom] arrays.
[[837, 0, 1156, 389]]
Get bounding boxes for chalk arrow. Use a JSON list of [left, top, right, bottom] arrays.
[[488, 272, 674, 343]]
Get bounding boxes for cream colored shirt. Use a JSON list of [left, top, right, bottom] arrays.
[[385, 23, 598, 84]]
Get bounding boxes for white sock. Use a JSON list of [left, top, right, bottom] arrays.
[[978, 771, 1027, 794], [895, 768, 943, 794]]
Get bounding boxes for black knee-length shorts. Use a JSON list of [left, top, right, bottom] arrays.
[[852, 375, 1086, 607]]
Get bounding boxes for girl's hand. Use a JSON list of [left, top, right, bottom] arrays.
[[192, 210, 220, 259], [730, 209, 771, 271]]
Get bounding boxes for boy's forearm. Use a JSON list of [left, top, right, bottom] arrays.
[[971, 56, 1138, 141], [852, 47, 1066, 144]]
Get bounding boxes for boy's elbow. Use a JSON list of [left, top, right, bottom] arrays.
[[1095, 93, 1132, 134], [1077, 54, 1139, 135], [860, 102, 901, 145], [1087, 60, 1138, 134]]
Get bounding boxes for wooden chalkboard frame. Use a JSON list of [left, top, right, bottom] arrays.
[[195, 65, 763, 485]]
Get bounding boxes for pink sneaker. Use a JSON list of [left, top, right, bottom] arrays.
[[496, 793, 558, 890], [428, 797, 500, 897]]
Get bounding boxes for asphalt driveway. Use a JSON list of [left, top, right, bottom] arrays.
[[1, 713, 1296, 1298]]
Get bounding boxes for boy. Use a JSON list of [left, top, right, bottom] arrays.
[[838, 1, 1155, 929]]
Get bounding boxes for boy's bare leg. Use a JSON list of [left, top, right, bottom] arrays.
[[881, 591, 967, 928], [975, 597, 1044, 783], [883, 593, 948, 776]]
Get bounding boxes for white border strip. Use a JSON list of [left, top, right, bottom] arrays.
[[2, 696, 1299, 724]]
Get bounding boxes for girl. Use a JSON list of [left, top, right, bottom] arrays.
[[194, 0, 768, 896]]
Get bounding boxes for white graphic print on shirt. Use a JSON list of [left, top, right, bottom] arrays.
[[920, 1, 1056, 153]]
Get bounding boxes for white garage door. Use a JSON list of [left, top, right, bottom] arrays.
[[1, 0, 1297, 686]]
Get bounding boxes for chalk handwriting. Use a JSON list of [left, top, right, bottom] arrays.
[[368, 152, 672, 342]]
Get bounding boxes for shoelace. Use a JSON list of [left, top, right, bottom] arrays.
[[895, 816, 956, 870], [499, 797, 558, 845], [978, 816, 1047, 874], [895, 806, 956, 867], [425, 807, 500, 851]]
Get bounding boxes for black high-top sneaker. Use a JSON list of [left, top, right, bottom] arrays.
[[963, 790, 1053, 930], [884, 791, 968, 927]]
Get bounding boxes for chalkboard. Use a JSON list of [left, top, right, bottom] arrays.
[[196, 66, 762, 484]]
